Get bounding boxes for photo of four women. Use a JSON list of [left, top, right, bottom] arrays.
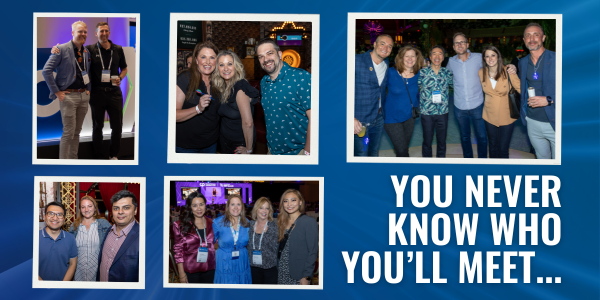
[[171, 189, 318, 285]]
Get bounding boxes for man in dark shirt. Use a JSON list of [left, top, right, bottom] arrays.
[[518, 23, 556, 159], [42, 21, 92, 159], [87, 22, 128, 160]]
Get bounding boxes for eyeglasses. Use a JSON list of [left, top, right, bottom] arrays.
[[454, 41, 468, 46], [46, 211, 64, 218]]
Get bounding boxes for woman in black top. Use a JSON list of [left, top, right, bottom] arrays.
[[211, 50, 259, 154], [175, 41, 221, 153]]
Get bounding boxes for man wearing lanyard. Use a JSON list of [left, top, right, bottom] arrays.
[[42, 21, 92, 159], [87, 22, 128, 160], [518, 23, 556, 159], [418, 45, 453, 158]]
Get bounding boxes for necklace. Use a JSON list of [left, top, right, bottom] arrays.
[[532, 51, 545, 80]]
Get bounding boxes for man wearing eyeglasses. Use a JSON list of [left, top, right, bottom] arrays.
[[97, 190, 140, 282], [447, 33, 517, 158], [38, 202, 78, 281]]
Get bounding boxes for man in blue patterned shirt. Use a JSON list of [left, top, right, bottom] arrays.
[[418, 45, 453, 158], [256, 39, 311, 155]]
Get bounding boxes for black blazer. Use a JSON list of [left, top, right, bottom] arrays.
[[96, 222, 139, 282], [287, 215, 319, 280]]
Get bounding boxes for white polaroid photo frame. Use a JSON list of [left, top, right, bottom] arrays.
[[33, 176, 145, 289], [33, 13, 140, 165], [347, 13, 561, 165], [168, 14, 319, 165], [163, 176, 324, 289]]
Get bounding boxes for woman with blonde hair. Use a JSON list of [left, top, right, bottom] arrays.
[[68, 195, 111, 281], [212, 194, 251, 283], [479, 45, 521, 158], [384, 46, 425, 157], [247, 197, 279, 284], [211, 50, 259, 154], [277, 189, 318, 285]]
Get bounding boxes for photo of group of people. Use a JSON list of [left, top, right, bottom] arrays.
[[168, 14, 319, 165], [34, 178, 144, 289], [350, 15, 559, 163], [165, 178, 322, 288]]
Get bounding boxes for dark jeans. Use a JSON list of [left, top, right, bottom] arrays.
[[90, 87, 123, 159], [421, 113, 448, 157], [251, 266, 278, 284], [485, 120, 515, 158], [354, 112, 384, 157], [176, 142, 217, 153], [454, 103, 487, 158], [185, 269, 215, 283], [384, 118, 415, 157]]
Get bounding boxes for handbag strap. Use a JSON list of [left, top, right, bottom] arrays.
[[399, 70, 414, 107], [506, 69, 515, 91]]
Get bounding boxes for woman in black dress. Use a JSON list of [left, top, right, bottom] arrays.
[[211, 50, 259, 154], [175, 41, 221, 153]]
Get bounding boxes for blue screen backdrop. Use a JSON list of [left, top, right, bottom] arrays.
[[1, 0, 599, 299]]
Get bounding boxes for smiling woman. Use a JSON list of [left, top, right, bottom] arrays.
[[68, 195, 111, 281]]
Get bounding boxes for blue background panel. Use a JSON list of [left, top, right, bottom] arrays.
[[1, 1, 599, 300]]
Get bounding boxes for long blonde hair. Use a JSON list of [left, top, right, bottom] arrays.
[[221, 194, 249, 228], [73, 195, 103, 230], [277, 189, 305, 241], [211, 50, 246, 103]]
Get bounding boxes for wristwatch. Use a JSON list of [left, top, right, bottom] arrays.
[[546, 96, 552, 106]]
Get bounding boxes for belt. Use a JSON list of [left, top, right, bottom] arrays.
[[64, 88, 86, 93], [94, 86, 119, 92]]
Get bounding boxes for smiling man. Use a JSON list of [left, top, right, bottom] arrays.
[[256, 38, 311, 155], [42, 21, 91, 159], [518, 23, 556, 159], [86, 22, 128, 160], [354, 34, 393, 157], [38, 202, 78, 281], [97, 190, 139, 282], [418, 45, 454, 158]]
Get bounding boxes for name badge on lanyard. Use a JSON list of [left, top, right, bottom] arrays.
[[82, 71, 90, 85], [432, 90, 442, 104], [252, 250, 262, 265], [101, 70, 111, 83], [232, 249, 240, 260], [197, 247, 208, 263], [98, 42, 113, 83], [252, 221, 268, 265]]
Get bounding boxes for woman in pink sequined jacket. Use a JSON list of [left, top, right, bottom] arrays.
[[172, 191, 216, 283]]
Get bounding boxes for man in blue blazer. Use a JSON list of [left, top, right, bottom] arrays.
[[519, 23, 556, 159], [354, 34, 393, 157], [97, 190, 140, 282], [42, 21, 92, 159]]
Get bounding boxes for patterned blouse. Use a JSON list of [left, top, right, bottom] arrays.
[[74, 221, 100, 281], [246, 220, 279, 269], [417, 66, 453, 115]]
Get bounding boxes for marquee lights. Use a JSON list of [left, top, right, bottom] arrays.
[[271, 21, 305, 31]]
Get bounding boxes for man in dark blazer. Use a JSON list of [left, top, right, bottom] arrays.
[[354, 34, 393, 157], [42, 21, 92, 159], [519, 23, 556, 159], [97, 190, 140, 282]]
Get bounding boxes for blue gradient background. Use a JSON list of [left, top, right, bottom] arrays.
[[1, 0, 598, 299]]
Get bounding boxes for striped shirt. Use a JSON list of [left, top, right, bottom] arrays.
[[74, 221, 100, 281], [99, 221, 135, 282]]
